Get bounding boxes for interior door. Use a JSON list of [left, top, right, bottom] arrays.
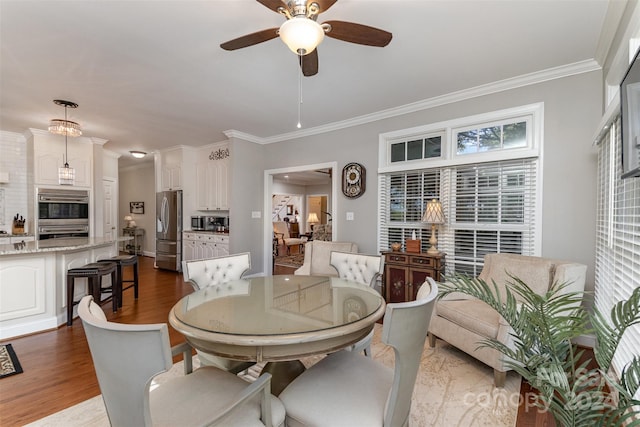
[[102, 179, 117, 242]]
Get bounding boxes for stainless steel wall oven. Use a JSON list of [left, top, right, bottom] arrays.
[[37, 189, 89, 240]]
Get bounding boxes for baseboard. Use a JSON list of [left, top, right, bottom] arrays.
[[573, 333, 596, 348]]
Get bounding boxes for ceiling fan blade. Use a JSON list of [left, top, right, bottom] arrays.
[[256, 0, 286, 13], [310, 0, 337, 13], [299, 49, 318, 77], [323, 20, 392, 47], [220, 28, 280, 51]]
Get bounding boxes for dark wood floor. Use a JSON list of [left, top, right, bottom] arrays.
[[0, 254, 554, 426]]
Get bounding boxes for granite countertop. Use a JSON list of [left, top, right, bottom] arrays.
[[184, 230, 230, 235], [0, 233, 35, 238], [0, 237, 119, 256]]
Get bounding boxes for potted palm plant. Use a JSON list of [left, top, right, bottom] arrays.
[[439, 275, 640, 427]]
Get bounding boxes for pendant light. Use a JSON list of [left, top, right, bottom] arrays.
[[49, 100, 81, 185]]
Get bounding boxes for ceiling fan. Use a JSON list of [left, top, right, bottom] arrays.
[[220, 0, 392, 77]]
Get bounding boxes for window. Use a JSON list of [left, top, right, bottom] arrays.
[[390, 135, 443, 163], [378, 104, 542, 275], [454, 118, 528, 155], [594, 117, 640, 379]]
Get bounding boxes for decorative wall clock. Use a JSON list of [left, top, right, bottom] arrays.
[[342, 162, 366, 199]]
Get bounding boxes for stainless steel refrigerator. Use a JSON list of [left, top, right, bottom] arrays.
[[155, 190, 182, 271]]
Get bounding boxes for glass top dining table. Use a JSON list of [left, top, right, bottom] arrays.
[[168, 275, 386, 363]]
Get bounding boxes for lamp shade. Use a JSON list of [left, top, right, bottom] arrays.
[[422, 199, 445, 224], [279, 16, 325, 55], [124, 215, 133, 221], [307, 212, 319, 223]]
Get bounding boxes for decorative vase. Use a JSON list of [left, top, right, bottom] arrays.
[[391, 242, 402, 251]]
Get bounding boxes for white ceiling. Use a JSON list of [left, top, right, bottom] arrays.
[[0, 0, 619, 168]]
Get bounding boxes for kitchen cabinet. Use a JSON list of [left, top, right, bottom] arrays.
[[161, 164, 182, 191], [183, 232, 229, 261], [196, 144, 229, 211], [382, 251, 445, 303], [158, 146, 184, 191], [31, 134, 92, 187]]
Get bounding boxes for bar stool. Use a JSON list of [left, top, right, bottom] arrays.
[[66, 262, 118, 326], [99, 255, 139, 308]]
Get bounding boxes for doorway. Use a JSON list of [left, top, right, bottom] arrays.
[[264, 161, 338, 275]]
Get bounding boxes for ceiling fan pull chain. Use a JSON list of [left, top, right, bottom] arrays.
[[297, 56, 303, 129]]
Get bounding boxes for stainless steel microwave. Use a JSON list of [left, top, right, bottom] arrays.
[[191, 216, 205, 231]]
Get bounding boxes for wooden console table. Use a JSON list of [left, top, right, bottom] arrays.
[[122, 227, 144, 255], [382, 251, 445, 303]]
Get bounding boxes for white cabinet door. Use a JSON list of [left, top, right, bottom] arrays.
[[214, 159, 229, 211], [161, 165, 182, 191]]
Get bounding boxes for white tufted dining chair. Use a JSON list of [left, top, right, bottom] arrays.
[[330, 251, 384, 357], [181, 253, 254, 373], [182, 252, 251, 291]]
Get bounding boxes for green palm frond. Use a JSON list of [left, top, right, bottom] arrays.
[[592, 286, 640, 372], [439, 273, 640, 427]]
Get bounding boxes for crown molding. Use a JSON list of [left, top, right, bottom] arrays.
[[230, 59, 601, 145]]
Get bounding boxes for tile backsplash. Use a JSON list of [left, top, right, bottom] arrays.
[[0, 131, 29, 234]]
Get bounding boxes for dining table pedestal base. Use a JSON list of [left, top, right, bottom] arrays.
[[261, 360, 306, 396]]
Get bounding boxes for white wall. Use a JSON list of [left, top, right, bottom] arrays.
[[119, 162, 155, 255]]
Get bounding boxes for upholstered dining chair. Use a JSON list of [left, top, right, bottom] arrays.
[[279, 278, 438, 427], [294, 240, 358, 276], [182, 252, 254, 373], [182, 252, 251, 291], [78, 295, 286, 427], [330, 251, 384, 357]]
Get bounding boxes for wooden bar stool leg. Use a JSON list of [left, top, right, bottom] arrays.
[[110, 270, 118, 312], [133, 261, 139, 299], [115, 264, 123, 308], [66, 275, 74, 326]]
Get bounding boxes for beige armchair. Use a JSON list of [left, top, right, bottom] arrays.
[[294, 240, 358, 276], [428, 253, 587, 387]]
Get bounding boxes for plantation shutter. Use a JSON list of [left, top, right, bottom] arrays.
[[594, 117, 640, 379], [379, 159, 538, 276], [440, 158, 539, 276]]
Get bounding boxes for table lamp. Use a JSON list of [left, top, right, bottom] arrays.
[[124, 215, 136, 228], [422, 199, 445, 255], [307, 212, 319, 231]]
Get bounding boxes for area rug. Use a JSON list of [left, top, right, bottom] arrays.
[[274, 253, 304, 268], [0, 343, 23, 379], [26, 325, 520, 427]]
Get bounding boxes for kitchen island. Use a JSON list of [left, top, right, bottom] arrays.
[[0, 237, 122, 339]]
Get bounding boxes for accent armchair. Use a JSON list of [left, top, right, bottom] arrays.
[[279, 278, 438, 427], [273, 221, 307, 255], [294, 240, 358, 276], [78, 295, 286, 427], [428, 253, 587, 387]]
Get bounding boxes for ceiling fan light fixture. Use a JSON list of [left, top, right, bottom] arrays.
[[279, 16, 324, 55]]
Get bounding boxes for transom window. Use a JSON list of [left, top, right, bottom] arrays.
[[378, 104, 542, 275]]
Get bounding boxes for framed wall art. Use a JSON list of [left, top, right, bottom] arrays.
[[130, 201, 145, 214]]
